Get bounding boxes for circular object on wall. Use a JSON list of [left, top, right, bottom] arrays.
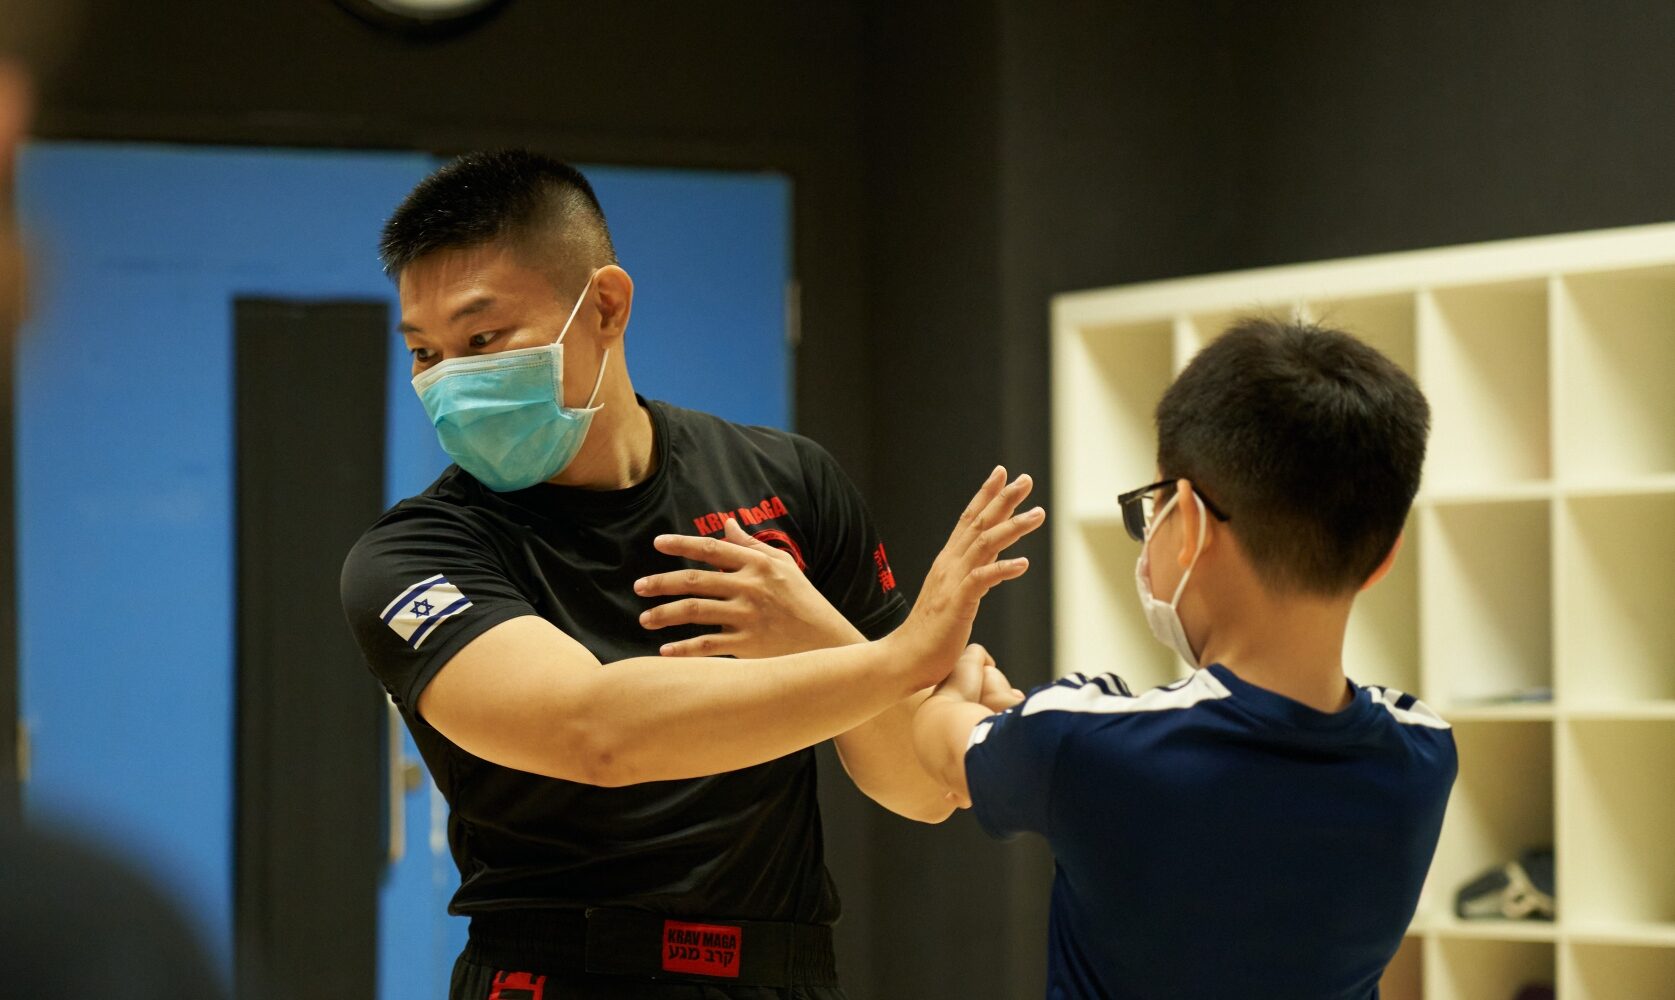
[[335, 0, 512, 37]]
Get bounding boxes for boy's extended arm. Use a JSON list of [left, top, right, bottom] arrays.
[[912, 644, 1021, 809]]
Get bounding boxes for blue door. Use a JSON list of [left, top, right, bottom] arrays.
[[15, 143, 790, 998]]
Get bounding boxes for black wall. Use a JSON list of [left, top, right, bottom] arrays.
[[27, 1, 1675, 997]]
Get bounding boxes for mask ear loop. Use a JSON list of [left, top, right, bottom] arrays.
[[1170, 491, 1209, 608], [556, 268, 609, 409], [556, 268, 600, 346], [583, 348, 610, 409]]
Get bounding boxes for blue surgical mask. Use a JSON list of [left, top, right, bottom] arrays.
[[412, 270, 609, 492]]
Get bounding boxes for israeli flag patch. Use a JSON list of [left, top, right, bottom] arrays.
[[381, 574, 473, 650]]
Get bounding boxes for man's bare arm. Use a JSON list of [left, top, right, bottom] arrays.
[[419, 468, 1042, 787], [419, 614, 922, 786]]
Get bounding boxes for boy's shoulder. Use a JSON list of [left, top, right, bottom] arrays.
[[1015, 669, 1226, 720], [1361, 683, 1453, 732]]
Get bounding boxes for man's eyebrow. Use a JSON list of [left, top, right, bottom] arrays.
[[398, 296, 497, 336]]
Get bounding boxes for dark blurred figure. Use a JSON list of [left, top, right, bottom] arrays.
[[1, 5, 228, 997], [0, 823, 226, 996]]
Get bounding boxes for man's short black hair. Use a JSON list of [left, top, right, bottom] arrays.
[[379, 150, 617, 280], [1156, 317, 1430, 595]]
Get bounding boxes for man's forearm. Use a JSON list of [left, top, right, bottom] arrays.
[[571, 640, 915, 786]]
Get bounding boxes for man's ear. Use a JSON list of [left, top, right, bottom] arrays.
[[1174, 479, 1213, 568], [1361, 533, 1404, 592], [592, 264, 634, 343]]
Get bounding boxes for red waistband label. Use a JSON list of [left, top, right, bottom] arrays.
[[488, 970, 546, 1000], [661, 919, 742, 978]]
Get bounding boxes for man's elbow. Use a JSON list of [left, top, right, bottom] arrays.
[[560, 720, 645, 788], [498, 700, 638, 787]]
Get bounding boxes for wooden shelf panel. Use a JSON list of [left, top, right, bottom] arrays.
[[1561, 721, 1675, 927], [1420, 500, 1552, 707], [1420, 281, 1551, 490], [1565, 939, 1675, 1000]]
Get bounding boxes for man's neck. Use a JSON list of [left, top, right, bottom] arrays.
[[549, 387, 658, 491], [1195, 588, 1356, 714]]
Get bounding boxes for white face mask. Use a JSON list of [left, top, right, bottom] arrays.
[[1134, 490, 1208, 668]]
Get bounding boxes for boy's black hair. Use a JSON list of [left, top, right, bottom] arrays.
[[1156, 317, 1430, 595], [379, 149, 617, 280]]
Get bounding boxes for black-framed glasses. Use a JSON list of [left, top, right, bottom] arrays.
[[1116, 480, 1231, 542]]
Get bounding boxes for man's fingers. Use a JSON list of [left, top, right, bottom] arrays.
[[973, 473, 1033, 530], [968, 505, 1046, 566], [954, 466, 1008, 539], [721, 518, 772, 552], [651, 532, 756, 570], [941, 468, 1024, 568], [658, 632, 739, 658], [634, 567, 740, 599], [959, 558, 1031, 603], [938, 558, 1031, 634], [639, 598, 744, 631]]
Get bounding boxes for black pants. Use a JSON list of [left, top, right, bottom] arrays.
[[448, 950, 849, 1000]]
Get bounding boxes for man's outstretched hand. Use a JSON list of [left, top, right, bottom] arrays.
[[881, 467, 1044, 692]]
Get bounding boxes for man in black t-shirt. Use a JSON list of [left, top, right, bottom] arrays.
[[340, 151, 1040, 999]]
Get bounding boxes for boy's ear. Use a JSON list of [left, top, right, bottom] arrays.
[[1174, 479, 1213, 568], [1360, 533, 1405, 592]]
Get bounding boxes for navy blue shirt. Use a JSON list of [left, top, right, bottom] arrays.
[[966, 665, 1456, 1000]]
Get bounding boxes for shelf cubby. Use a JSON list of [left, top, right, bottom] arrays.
[[1423, 721, 1553, 931], [1055, 519, 1182, 694], [1053, 321, 1174, 516], [1565, 941, 1675, 1000], [1428, 938, 1553, 1000], [1556, 492, 1675, 706], [1560, 720, 1675, 930], [1420, 500, 1552, 710], [1418, 281, 1550, 490], [1553, 266, 1675, 481], [1346, 513, 1420, 697]]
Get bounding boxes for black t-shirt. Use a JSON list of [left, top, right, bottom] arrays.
[[340, 399, 907, 925]]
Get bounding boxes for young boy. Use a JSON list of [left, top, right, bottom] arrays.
[[915, 318, 1457, 999]]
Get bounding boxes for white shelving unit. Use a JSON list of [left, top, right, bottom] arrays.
[[1051, 222, 1675, 999]]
